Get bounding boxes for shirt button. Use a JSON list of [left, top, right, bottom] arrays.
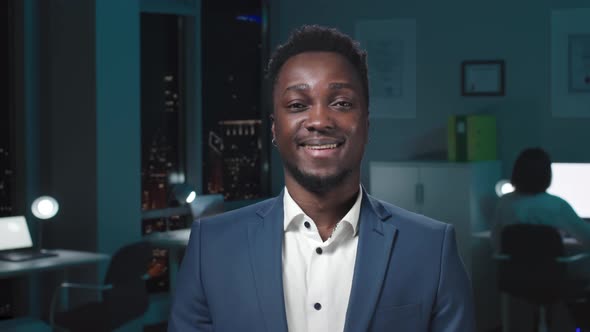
[[314, 302, 322, 310], [316, 247, 323, 254], [304, 221, 310, 228]]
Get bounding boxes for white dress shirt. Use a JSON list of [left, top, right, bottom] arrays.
[[282, 186, 362, 332]]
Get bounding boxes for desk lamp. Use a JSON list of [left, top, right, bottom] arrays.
[[171, 184, 196, 205], [31, 195, 59, 250], [168, 184, 196, 230]]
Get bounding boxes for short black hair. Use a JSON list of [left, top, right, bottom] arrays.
[[511, 148, 552, 194], [266, 25, 369, 108]]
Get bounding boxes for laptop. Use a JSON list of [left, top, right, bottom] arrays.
[[0, 215, 57, 262]]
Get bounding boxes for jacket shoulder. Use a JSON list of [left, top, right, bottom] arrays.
[[197, 196, 278, 227], [368, 194, 449, 233]]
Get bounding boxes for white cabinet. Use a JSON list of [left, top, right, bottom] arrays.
[[370, 161, 502, 331], [369, 161, 501, 272]]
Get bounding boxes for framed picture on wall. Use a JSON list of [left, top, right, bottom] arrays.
[[568, 34, 590, 92], [461, 60, 505, 96]]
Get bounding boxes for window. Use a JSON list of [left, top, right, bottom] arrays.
[[139, 0, 269, 293], [201, 0, 270, 201], [0, 0, 16, 319], [0, 0, 14, 218], [140, 13, 191, 293]]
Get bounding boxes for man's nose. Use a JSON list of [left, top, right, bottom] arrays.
[[304, 104, 334, 132]]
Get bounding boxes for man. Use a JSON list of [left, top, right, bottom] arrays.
[[169, 25, 475, 332]]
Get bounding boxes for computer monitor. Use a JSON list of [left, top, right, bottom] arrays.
[[0, 216, 58, 261], [547, 163, 590, 219], [0, 216, 33, 251]]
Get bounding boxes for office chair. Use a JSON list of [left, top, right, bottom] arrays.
[[49, 241, 153, 332], [494, 224, 590, 332]]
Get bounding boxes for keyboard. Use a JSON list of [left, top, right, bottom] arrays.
[[0, 250, 58, 262]]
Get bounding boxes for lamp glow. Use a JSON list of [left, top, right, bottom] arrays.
[[495, 180, 514, 197], [31, 196, 59, 219], [171, 184, 197, 206], [186, 191, 196, 204], [168, 172, 186, 184]]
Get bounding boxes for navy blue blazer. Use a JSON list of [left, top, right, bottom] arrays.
[[169, 191, 475, 331]]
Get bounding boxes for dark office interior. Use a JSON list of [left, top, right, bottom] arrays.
[[1, 0, 590, 331]]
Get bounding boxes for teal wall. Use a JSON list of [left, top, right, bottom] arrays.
[[95, 0, 142, 261], [27, 0, 146, 257], [17, 0, 590, 325], [42, 0, 98, 254], [24, 0, 142, 322], [32, 0, 160, 258], [25, 0, 590, 249], [24, 0, 590, 265], [22, 0, 40, 241], [270, 0, 590, 189], [24, 0, 196, 327]]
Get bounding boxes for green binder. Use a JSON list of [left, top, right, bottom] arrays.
[[448, 114, 496, 162]]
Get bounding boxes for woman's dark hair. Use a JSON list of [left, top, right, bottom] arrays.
[[511, 148, 552, 194]]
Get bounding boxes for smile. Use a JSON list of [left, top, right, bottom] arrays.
[[304, 143, 339, 150]]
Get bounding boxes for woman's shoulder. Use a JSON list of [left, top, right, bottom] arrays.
[[541, 192, 570, 205], [499, 191, 567, 209]]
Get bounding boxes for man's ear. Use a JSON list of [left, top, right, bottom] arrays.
[[270, 113, 275, 136]]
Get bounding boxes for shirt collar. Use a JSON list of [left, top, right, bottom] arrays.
[[283, 185, 363, 235]]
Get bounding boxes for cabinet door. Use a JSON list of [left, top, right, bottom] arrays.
[[419, 166, 472, 271], [369, 163, 420, 213]]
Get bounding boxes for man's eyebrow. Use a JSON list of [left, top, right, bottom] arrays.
[[283, 82, 355, 94], [329, 82, 355, 90], [285, 84, 310, 92]]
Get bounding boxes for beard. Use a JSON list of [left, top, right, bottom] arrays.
[[283, 159, 352, 194]]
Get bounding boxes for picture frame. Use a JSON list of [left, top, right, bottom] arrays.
[[568, 34, 590, 93], [461, 60, 505, 96]]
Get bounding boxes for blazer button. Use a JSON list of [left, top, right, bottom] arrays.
[[316, 247, 323, 254], [314, 303, 322, 310], [304, 221, 310, 228]]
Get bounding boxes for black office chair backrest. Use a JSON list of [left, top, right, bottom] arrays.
[[102, 241, 152, 327], [104, 241, 152, 285], [501, 223, 564, 260], [498, 224, 566, 304], [53, 241, 154, 332]]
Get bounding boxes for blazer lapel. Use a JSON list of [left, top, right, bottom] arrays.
[[247, 193, 288, 332], [344, 192, 397, 332]]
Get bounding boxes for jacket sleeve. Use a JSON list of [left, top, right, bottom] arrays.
[[430, 224, 476, 332], [168, 221, 213, 332]]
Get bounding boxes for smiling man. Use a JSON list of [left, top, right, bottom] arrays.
[[169, 25, 475, 332]]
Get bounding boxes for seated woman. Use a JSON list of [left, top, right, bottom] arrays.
[[491, 147, 590, 251]]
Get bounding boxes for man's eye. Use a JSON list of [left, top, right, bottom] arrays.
[[287, 103, 307, 111], [332, 101, 353, 108]]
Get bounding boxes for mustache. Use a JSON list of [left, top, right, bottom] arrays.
[[294, 134, 346, 146]]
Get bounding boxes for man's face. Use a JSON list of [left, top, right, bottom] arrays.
[[272, 51, 369, 193]]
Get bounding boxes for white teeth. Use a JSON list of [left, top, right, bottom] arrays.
[[305, 143, 338, 150]]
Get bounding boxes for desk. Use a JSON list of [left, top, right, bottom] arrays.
[[144, 229, 190, 248], [144, 229, 190, 290], [0, 249, 109, 278], [472, 230, 583, 252], [0, 249, 109, 329]]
